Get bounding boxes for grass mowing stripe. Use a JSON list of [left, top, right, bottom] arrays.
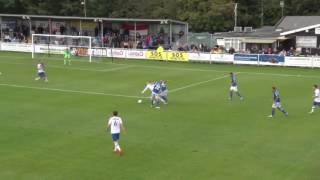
[[0, 83, 148, 99], [0, 61, 134, 72], [170, 75, 229, 93]]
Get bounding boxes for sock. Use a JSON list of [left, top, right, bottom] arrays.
[[272, 108, 275, 116], [236, 92, 242, 97], [230, 91, 233, 99], [114, 142, 118, 151], [116, 144, 121, 151], [279, 108, 287, 114], [311, 106, 315, 112], [64, 59, 67, 65]]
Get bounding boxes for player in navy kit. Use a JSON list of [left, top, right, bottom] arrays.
[[229, 72, 243, 101], [152, 81, 162, 108], [160, 80, 168, 104], [269, 86, 288, 118]]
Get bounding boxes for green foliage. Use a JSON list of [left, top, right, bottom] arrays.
[[1, 0, 320, 32]]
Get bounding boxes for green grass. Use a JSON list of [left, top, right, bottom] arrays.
[[0, 51, 320, 180]]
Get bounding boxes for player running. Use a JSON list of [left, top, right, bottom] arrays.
[[64, 47, 71, 65], [35, 61, 48, 82], [141, 81, 155, 98], [152, 81, 162, 108], [309, 84, 320, 114], [107, 111, 125, 155], [160, 80, 168, 104], [229, 72, 244, 101], [269, 86, 288, 118]]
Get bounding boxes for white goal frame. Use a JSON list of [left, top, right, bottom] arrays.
[[31, 34, 92, 62]]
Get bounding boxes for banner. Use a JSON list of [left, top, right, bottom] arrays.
[[285, 56, 313, 67], [259, 54, 285, 65], [91, 48, 107, 57], [211, 54, 234, 62], [2, 20, 16, 29], [107, 48, 126, 58], [234, 54, 259, 65], [167, 52, 189, 62], [234, 54, 259, 61], [35, 45, 66, 54], [189, 52, 211, 61], [1, 42, 320, 68], [126, 50, 146, 59], [313, 57, 320, 67], [296, 36, 317, 48], [122, 23, 149, 36], [0, 43, 31, 52], [146, 51, 167, 60]]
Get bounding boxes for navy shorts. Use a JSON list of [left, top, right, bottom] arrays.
[[38, 72, 46, 78], [111, 133, 120, 141], [314, 101, 320, 106]]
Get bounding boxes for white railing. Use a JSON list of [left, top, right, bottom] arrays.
[[0, 42, 319, 68]]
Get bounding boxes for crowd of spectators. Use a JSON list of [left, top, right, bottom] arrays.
[[2, 23, 320, 57]]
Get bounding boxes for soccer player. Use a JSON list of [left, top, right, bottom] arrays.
[[152, 81, 163, 108], [229, 72, 244, 101], [309, 84, 320, 114], [269, 86, 288, 118], [141, 81, 155, 97], [107, 111, 125, 155], [160, 80, 168, 104], [64, 47, 71, 65], [35, 61, 48, 82]]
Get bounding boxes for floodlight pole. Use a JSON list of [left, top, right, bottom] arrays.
[[234, 3, 238, 27], [280, 1, 285, 18], [101, 20, 103, 47], [81, 0, 87, 17], [0, 17, 2, 42], [169, 22, 172, 46], [134, 21, 137, 45], [261, 0, 264, 27]]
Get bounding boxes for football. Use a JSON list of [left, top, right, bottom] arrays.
[[137, 99, 142, 103]]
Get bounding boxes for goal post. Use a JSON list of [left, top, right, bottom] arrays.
[[31, 34, 92, 62]]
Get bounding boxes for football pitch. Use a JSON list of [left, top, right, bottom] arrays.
[[1, 51, 320, 180]]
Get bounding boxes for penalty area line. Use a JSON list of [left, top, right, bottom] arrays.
[[170, 74, 230, 93], [0, 83, 148, 99]]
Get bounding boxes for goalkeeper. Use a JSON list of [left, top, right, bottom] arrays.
[[64, 47, 71, 65]]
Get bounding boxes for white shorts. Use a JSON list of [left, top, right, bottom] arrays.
[[272, 102, 282, 108], [160, 90, 168, 97], [230, 86, 238, 92]]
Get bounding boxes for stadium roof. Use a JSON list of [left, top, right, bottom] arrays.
[[214, 16, 320, 40], [275, 16, 320, 31], [0, 13, 188, 25], [214, 26, 280, 38]]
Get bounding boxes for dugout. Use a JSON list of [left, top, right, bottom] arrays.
[[0, 14, 188, 49]]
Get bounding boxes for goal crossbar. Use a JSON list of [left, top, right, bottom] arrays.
[[31, 34, 92, 62]]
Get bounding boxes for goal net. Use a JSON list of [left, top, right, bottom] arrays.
[[31, 34, 92, 62]]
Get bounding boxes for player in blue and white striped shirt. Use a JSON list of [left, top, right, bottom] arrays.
[[152, 81, 162, 108], [269, 86, 288, 118], [229, 72, 243, 101], [160, 80, 168, 104]]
